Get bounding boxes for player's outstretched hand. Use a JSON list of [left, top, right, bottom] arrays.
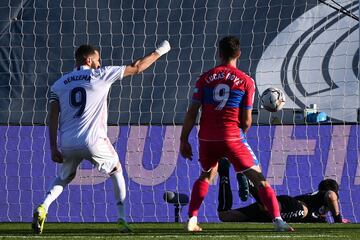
[[155, 40, 171, 56], [180, 141, 193, 160], [51, 148, 63, 163]]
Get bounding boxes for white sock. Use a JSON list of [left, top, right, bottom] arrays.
[[189, 216, 198, 224], [42, 177, 66, 212], [110, 170, 127, 221]]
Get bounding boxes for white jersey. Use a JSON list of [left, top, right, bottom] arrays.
[[49, 65, 125, 149]]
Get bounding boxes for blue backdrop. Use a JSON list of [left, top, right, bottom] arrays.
[[0, 125, 359, 222]]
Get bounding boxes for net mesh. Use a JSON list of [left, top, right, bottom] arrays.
[[0, 0, 359, 223]]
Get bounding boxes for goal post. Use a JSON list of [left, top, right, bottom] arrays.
[[0, 0, 359, 223]]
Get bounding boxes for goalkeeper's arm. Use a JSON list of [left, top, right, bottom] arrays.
[[325, 190, 350, 223], [123, 40, 171, 77]]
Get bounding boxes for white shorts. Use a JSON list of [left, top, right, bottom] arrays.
[[60, 137, 120, 181]]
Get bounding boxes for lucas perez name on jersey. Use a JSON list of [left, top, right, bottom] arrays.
[[205, 72, 243, 85]]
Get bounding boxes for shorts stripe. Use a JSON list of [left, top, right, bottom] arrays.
[[242, 138, 259, 166]]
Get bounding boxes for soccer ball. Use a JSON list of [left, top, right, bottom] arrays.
[[260, 87, 285, 112]]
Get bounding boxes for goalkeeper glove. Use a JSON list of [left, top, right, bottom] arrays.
[[155, 40, 171, 56], [333, 213, 350, 223]]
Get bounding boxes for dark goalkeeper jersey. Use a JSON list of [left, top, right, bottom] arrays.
[[295, 191, 328, 222]]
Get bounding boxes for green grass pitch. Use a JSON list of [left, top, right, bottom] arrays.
[[0, 222, 359, 240]]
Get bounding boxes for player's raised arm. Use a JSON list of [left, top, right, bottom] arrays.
[[123, 40, 171, 77]]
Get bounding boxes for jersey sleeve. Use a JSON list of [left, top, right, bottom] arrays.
[[49, 85, 59, 103], [242, 77, 255, 110], [93, 65, 126, 84]]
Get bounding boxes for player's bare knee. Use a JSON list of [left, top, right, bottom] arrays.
[[246, 173, 268, 189], [109, 167, 118, 175], [199, 169, 217, 183], [109, 162, 122, 175], [244, 167, 266, 188], [257, 180, 269, 189], [199, 174, 212, 183]]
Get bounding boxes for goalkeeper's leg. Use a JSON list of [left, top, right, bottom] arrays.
[[236, 172, 249, 201], [217, 158, 232, 212]]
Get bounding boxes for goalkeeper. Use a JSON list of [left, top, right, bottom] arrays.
[[217, 158, 350, 223], [32, 40, 171, 234]]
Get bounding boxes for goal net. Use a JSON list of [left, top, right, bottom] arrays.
[[0, 0, 359, 223]]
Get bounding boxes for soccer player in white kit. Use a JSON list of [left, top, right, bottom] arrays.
[[32, 41, 171, 234]]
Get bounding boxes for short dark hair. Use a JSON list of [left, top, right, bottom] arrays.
[[318, 179, 339, 194], [219, 36, 240, 61], [75, 44, 99, 66]]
